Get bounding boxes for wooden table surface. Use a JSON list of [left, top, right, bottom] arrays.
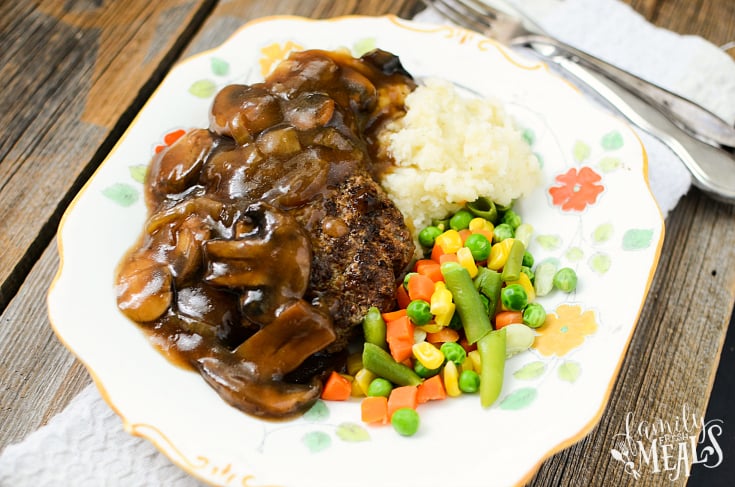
[[1, 1, 733, 485]]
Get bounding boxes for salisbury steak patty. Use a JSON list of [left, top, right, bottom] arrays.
[[115, 48, 416, 417]]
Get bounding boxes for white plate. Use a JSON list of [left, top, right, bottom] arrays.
[[48, 15, 664, 487]]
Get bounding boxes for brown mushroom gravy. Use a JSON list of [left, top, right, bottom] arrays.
[[115, 49, 417, 418]]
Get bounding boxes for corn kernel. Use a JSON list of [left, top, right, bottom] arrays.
[[351, 379, 365, 397], [457, 247, 478, 278], [346, 352, 364, 376], [443, 360, 461, 397], [469, 217, 494, 234], [354, 368, 376, 396], [419, 323, 444, 334], [506, 272, 536, 302], [487, 238, 515, 270], [430, 285, 453, 316], [459, 355, 474, 374], [412, 341, 445, 370], [468, 350, 482, 372], [434, 303, 455, 328], [435, 229, 463, 254]]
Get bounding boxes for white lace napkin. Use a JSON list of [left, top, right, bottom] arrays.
[[2, 1, 734, 485]]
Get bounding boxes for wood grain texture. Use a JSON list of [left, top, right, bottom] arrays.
[[0, 0, 216, 310], [1, 2, 734, 487]]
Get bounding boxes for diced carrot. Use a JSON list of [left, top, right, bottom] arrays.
[[459, 337, 477, 353], [415, 259, 444, 282], [495, 310, 524, 329], [321, 371, 352, 401], [416, 375, 447, 403], [396, 284, 411, 309], [439, 253, 459, 264], [361, 396, 389, 424], [426, 327, 460, 344], [458, 229, 472, 243], [386, 316, 415, 362], [382, 308, 407, 323], [407, 273, 435, 302], [430, 243, 445, 263], [387, 385, 419, 417]]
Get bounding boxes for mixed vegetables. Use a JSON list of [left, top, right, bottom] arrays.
[[320, 197, 578, 436]]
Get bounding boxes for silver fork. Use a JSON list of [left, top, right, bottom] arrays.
[[423, 0, 735, 204], [424, 0, 735, 150]]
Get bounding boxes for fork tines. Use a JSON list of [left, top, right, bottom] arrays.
[[424, 0, 500, 32]]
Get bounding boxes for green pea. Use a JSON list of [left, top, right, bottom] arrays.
[[492, 223, 514, 243], [553, 267, 578, 292], [418, 225, 442, 248], [367, 377, 393, 397], [449, 209, 474, 231], [440, 341, 467, 365], [414, 360, 440, 378], [406, 299, 432, 325], [464, 233, 491, 261], [391, 408, 420, 436], [458, 370, 481, 393], [501, 284, 528, 311], [501, 209, 522, 230], [523, 302, 547, 328], [520, 266, 535, 284], [522, 251, 534, 268]]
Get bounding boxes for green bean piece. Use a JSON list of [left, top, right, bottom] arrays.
[[449, 209, 474, 231], [492, 223, 514, 243], [466, 197, 498, 223], [431, 217, 450, 231], [418, 225, 442, 248], [477, 328, 506, 408], [362, 306, 387, 350], [553, 267, 578, 292], [501, 209, 522, 230], [441, 262, 492, 344], [514, 223, 534, 248], [474, 267, 502, 317], [495, 201, 513, 213], [362, 343, 422, 386], [500, 239, 525, 282]]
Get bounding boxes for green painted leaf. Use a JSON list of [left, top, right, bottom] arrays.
[[353, 37, 377, 56], [536, 234, 561, 250], [601, 131, 624, 150], [129, 165, 147, 184], [188, 79, 217, 98], [566, 247, 584, 262], [210, 57, 229, 76], [302, 431, 331, 453], [534, 152, 544, 168], [522, 128, 535, 146], [558, 361, 581, 383], [303, 399, 329, 422], [599, 157, 621, 173], [499, 387, 537, 410], [102, 183, 138, 207], [592, 223, 614, 243], [513, 361, 546, 380], [573, 140, 591, 163], [336, 422, 370, 442], [590, 252, 611, 274], [622, 228, 654, 250]]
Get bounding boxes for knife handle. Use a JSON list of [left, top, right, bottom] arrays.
[[513, 34, 735, 149]]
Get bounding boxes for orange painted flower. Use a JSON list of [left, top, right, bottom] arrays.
[[154, 128, 186, 154], [533, 304, 598, 357], [259, 41, 304, 77], [549, 166, 604, 211]]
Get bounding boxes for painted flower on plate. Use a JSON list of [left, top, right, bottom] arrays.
[[533, 304, 598, 357], [549, 166, 604, 211], [154, 128, 186, 154], [259, 40, 304, 76]]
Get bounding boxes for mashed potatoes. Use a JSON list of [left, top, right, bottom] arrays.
[[380, 78, 541, 239]]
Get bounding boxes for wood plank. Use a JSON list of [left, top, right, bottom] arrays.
[[0, 0, 216, 311]]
